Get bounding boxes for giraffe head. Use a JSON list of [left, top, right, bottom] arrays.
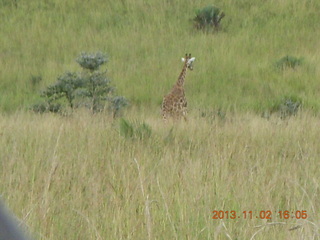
[[181, 53, 196, 70]]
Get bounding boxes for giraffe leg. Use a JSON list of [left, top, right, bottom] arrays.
[[162, 99, 167, 123], [162, 110, 168, 123], [182, 111, 188, 122], [183, 115, 188, 122], [163, 114, 168, 123]]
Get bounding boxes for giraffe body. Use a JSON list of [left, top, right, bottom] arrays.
[[162, 53, 195, 122]]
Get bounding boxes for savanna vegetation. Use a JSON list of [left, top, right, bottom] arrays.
[[0, 0, 319, 239]]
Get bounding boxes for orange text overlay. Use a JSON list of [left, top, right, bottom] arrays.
[[212, 210, 308, 220]]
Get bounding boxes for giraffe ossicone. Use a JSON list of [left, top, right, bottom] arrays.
[[162, 53, 195, 122]]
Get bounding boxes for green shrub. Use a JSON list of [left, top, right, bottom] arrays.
[[78, 71, 114, 113], [119, 118, 152, 140], [193, 5, 225, 31], [110, 96, 129, 118], [279, 98, 301, 118], [275, 56, 303, 70], [41, 72, 82, 108], [76, 52, 108, 71], [136, 122, 152, 140], [119, 118, 134, 138], [271, 97, 301, 119], [31, 102, 62, 114], [32, 52, 128, 116], [77, 52, 127, 114]]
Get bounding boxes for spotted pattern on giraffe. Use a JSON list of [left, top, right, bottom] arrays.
[[162, 53, 195, 122]]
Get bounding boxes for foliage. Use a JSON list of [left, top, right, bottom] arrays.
[[78, 71, 114, 113], [119, 118, 134, 138], [119, 118, 152, 140], [271, 96, 301, 119], [33, 52, 127, 115], [193, 5, 225, 31], [41, 72, 82, 109], [278, 98, 301, 118], [76, 52, 108, 71], [31, 102, 62, 114], [275, 55, 303, 70], [110, 96, 129, 118], [136, 122, 152, 139]]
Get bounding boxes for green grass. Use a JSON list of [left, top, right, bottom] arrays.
[[1, 0, 320, 239], [1, 0, 320, 112]]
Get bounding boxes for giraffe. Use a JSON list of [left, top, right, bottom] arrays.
[[162, 53, 195, 122]]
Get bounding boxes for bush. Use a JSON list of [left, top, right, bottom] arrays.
[[136, 122, 152, 140], [41, 72, 82, 108], [193, 5, 225, 31], [33, 52, 128, 116], [279, 98, 301, 118], [31, 102, 62, 114], [78, 71, 114, 113], [76, 52, 108, 71], [275, 56, 303, 70], [119, 118, 134, 138], [110, 96, 129, 118], [119, 118, 152, 140], [271, 97, 301, 119]]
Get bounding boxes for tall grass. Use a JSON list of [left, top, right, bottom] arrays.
[[0, 110, 319, 239]]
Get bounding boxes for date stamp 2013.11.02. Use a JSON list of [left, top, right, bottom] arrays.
[[212, 210, 308, 220]]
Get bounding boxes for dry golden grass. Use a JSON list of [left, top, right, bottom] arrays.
[[0, 110, 319, 239]]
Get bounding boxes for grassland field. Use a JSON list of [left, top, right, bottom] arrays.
[[0, 0, 319, 239]]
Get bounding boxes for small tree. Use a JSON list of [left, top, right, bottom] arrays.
[[76, 52, 126, 114], [79, 71, 114, 113], [41, 72, 82, 109], [33, 52, 128, 116]]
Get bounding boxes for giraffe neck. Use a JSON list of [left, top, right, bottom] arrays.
[[176, 62, 188, 87]]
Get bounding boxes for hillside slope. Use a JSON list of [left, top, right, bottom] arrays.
[[1, 0, 320, 113]]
